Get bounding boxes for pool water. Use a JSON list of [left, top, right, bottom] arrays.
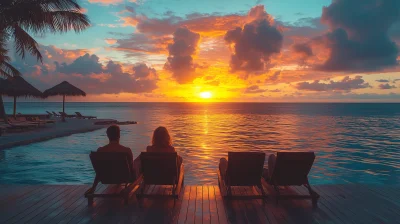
[[1, 102, 399, 185]]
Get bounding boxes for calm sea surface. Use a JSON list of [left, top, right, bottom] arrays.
[[0, 102, 399, 185]]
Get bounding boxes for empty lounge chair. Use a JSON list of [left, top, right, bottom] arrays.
[[59, 112, 76, 118], [262, 151, 319, 206], [85, 152, 143, 205], [52, 111, 60, 117], [218, 152, 267, 199], [137, 152, 184, 199], [75, 112, 97, 119], [8, 117, 39, 127], [31, 117, 56, 124]]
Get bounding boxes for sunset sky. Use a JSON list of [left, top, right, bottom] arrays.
[[7, 0, 400, 102]]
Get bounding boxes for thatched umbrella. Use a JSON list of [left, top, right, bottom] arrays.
[[43, 81, 86, 121], [0, 76, 43, 117]]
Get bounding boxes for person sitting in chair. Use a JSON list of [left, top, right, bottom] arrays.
[[98, 125, 134, 164], [147, 126, 183, 166]]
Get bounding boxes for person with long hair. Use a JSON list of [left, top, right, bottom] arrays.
[[147, 126, 175, 152], [147, 126, 183, 164]]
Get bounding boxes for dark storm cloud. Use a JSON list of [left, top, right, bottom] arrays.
[[292, 43, 313, 58], [164, 27, 200, 84], [55, 54, 103, 75], [316, 0, 400, 72], [379, 83, 397, 89], [224, 6, 283, 73], [19, 51, 159, 94], [296, 76, 371, 92]]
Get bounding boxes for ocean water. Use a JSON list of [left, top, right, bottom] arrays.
[[0, 102, 399, 185]]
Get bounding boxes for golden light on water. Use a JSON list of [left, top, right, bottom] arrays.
[[200, 91, 212, 99]]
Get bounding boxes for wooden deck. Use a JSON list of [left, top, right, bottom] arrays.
[[0, 184, 398, 224]]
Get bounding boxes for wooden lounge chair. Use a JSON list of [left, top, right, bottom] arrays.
[[31, 117, 56, 124], [217, 152, 267, 199], [52, 111, 61, 117], [75, 112, 97, 119], [84, 152, 143, 206], [262, 152, 319, 206], [46, 111, 54, 117], [59, 112, 76, 118], [8, 117, 39, 128], [137, 152, 184, 199]]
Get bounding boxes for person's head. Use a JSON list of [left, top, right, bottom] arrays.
[[152, 126, 172, 147], [107, 125, 120, 142]]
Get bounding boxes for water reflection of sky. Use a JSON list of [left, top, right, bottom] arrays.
[[0, 103, 399, 185]]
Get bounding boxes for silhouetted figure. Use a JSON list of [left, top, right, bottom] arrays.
[[98, 125, 134, 163], [147, 126, 183, 165]]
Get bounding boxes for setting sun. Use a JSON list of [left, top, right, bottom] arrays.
[[200, 92, 212, 99]]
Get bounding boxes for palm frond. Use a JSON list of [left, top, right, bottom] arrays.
[[34, 0, 81, 11], [12, 24, 42, 62], [43, 10, 90, 33], [0, 60, 21, 78]]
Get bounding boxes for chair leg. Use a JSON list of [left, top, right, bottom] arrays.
[[227, 186, 232, 197], [87, 178, 99, 206], [274, 185, 280, 206], [305, 179, 319, 207], [258, 184, 267, 203]]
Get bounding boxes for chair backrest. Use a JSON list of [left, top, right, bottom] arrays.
[[227, 152, 265, 186], [89, 152, 135, 184], [271, 152, 315, 186], [140, 152, 178, 185]]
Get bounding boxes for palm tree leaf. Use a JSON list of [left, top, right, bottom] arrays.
[[12, 24, 43, 62], [0, 61, 21, 78], [34, 0, 81, 11], [44, 10, 90, 33]]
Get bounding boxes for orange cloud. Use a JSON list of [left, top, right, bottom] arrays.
[[88, 0, 123, 5], [105, 38, 117, 45], [79, 8, 88, 13]]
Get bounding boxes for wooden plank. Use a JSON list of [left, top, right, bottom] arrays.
[[202, 185, 211, 223], [0, 185, 49, 212], [241, 187, 271, 224], [170, 185, 185, 224], [334, 185, 399, 222], [254, 184, 295, 224], [324, 184, 385, 224], [84, 185, 132, 224], [0, 184, 398, 224], [312, 185, 358, 224], [208, 186, 219, 224], [0, 185, 66, 223], [213, 186, 228, 224], [0, 185, 41, 205], [226, 187, 247, 223], [291, 186, 336, 224], [185, 186, 196, 224], [23, 185, 81, 224], [361, 185, 400, 207], [38, 185, 88, 224], [57, 184, 107, 224], [275, 186, 319, 224], [195, 186, 203, 224], [236, 187, 263, 224], [177, 186, 191, 224]]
